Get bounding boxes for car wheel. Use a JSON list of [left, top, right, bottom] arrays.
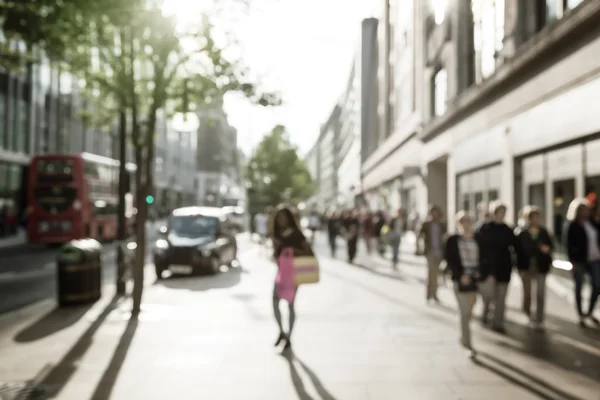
[[209, 256, 220, 275]]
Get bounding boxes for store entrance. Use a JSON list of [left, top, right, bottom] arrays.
[[552, 179, 575, 253]]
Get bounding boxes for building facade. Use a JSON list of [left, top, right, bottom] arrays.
[[195, 100, 242, 207], [298, 0, 599, 245], [419, 0, 595, 236], [303, 143, 320, 210], [316, 105, 342, 211], [0, 37, 199, 222], [362, 0, 428, 216], [154, 110, 198, 211], [337, 60, 362, 208]]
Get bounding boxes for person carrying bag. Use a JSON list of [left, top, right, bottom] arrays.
[[445, 211, 483, 358]]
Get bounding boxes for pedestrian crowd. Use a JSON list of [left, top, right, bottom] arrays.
[[252, 198, 600, 358]]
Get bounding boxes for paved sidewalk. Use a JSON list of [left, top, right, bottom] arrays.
[[0, 237, 599, 399]]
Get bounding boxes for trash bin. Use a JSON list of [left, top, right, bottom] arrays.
[[56, 239, 103, 306]]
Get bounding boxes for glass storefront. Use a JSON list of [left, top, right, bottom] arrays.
[[517, 140, 600, 253], [456, 164, 502, 222]]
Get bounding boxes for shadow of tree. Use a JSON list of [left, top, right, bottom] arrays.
[[29, 296, 122, 398], [14, 303, 95, 343], [473, 351, 585, 400], [494, 319, 600, 383], [89, 316, 139, 400]]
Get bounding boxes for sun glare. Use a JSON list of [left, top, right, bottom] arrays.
[[161, 0, 208, 29]]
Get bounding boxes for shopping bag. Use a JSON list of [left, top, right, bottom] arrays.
[[293, 255, 320, 285], [276, 248, 296, 302]]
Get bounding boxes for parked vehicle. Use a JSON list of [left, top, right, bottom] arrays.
[[153, 206, 237, 278]]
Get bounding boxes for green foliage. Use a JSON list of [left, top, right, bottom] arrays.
[[245, 125, 315, 208]]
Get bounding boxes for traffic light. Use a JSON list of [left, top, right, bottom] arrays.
[[145, 195, 154, 204]]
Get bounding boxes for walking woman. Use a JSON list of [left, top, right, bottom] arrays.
[[326, 209, 340, 257], [362, 211, 376, 254], [476, 201, 519, 333], [419, 205, 446, 303], [271, 206, 313, 349], [341, 209, 360, 263], [564, 198, 600, 327], [515, 206, 553, 330], [445, 211, 481, 357], [374, 211, 387, 256]]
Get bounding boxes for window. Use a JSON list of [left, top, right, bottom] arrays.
[[431, 0, 447, 24], [17, 100, 28, 153], [433, 68, 447, 117], [566, 0, 583, 10], [472, 0, 504, 82]]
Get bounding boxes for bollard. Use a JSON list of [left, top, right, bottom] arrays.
[[56, 239, 103, 306]]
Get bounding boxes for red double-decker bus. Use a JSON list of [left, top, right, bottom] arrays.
[[28, 152, 136, 244]]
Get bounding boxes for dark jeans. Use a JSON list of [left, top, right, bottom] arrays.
[[328, 234, 337, 256], [347, 237, 358, 262], [573, 261, 600, 317]]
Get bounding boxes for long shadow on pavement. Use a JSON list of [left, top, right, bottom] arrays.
[[495, 319, 600, 384], [281, 350, 337, 400], [28, 296, 122, 398], [473, 352, 583, 400], [430, 297, 600, 385], [154, 266, 244, 291], [14, 303, 95, 343], [352, 262, 406, 282], [89, 317, 139, 400]]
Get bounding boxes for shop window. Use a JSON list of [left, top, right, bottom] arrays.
[[474, 192, 483, 211], [528, 183, 546, 223], [488, 189, 498, 201], [552, 179, 575, 253], [462, 194, 470, 213], [585, 176, 600, 218], [433, 68, 447, 117]]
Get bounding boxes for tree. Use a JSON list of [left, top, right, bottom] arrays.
[[6, 0, 280, 313], [69, 2, 279, 315], [245, 125, 315, 211]]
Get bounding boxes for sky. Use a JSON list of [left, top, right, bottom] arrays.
[[217, 0, 377, 156]]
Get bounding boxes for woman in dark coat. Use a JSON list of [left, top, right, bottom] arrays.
[[515, 206, 553, 330], [563, 198, 600, 327]]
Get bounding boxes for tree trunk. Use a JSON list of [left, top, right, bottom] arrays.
[[131, 108, 158, 315], [116, 107, 127, 295], [131, 134, 145, 315]]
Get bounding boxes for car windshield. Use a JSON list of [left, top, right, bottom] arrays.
[[169, 215, 218, 238]]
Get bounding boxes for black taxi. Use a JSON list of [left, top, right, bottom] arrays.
[[153, 206, 237, 278]]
